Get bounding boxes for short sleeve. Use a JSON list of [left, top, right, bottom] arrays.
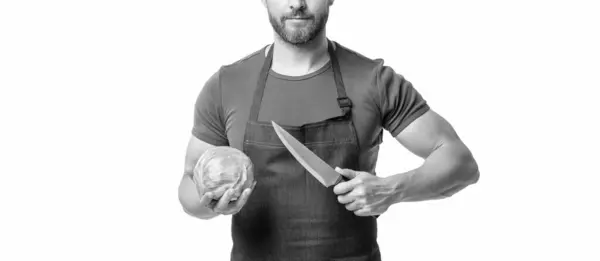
[[376, 65, 430, 137], [191, 68, 229, 146]]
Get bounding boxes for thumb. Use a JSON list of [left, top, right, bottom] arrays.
[[335, 167, 357, 179]]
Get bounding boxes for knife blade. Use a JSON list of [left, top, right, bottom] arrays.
[[271, 121, 344, 187]]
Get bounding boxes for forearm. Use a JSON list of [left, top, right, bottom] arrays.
[[388, 141, 479, 203], [178, 174, 220, 220]]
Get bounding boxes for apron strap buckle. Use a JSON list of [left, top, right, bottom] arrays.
[[337, 97, 352, 108], [337, 97, 353, 115]]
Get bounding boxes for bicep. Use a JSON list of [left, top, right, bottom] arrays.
[[394, 109, 461, 159]]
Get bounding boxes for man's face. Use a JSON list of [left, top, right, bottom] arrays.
[[264, 0, 332, 45]]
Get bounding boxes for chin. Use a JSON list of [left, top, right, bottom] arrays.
[[284, 28, 321, 44]]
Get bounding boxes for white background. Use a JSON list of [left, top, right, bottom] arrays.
[[1, 0, 599, 260]]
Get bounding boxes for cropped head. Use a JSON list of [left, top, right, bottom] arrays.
[[263, 0, 334, 45]]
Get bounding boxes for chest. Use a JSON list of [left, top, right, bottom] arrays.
[[222, 73, 382, 155], [257, 74, 343, 126]]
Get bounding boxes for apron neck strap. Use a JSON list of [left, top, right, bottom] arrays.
[[328, 40, 352, 115]]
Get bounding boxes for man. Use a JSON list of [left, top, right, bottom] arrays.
[[178, 0, 479, 260]]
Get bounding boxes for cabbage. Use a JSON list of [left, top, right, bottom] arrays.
[[193, 146, 254, 201]]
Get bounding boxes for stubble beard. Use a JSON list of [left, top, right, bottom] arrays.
[[268, 9, 329, 46]]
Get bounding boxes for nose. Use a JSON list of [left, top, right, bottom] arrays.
[[288, 0, 306, 10]]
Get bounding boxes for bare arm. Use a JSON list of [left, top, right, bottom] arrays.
[[178, 136, 220, 220], [387, 109, 480, 203]]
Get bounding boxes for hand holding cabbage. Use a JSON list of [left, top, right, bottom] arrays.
[[193, 146, 256, 215]]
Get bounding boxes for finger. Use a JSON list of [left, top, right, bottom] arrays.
[[335, 167, 357, 179], [214, 189, 235, 212], [333, 178, 362, 195], [198, 192, 215, 207], [354, 208, 371, 217], [208, 199, 218, 209], [337, 194, 355, 204], [345, 199, 364, 212], [235, 181, 257, 207], [219, 188, 251, 215], [349, 185, 366, 199], [333, 181, 354, 195], [222, 182, 258, 215], [229, 189, 243, 202], [233, 187, 253, 210], [206, 193, 220, 209]]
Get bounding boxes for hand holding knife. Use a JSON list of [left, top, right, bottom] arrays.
[[272, 121, 396, 217]]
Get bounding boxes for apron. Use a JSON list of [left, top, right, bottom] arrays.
[[231, 40, 381, 261]]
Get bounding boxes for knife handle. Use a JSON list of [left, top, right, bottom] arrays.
[[334, 175, 350, 185], [333, 174, 380, 219]]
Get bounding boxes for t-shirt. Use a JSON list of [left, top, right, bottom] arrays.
[[192, 41, 430, 174]]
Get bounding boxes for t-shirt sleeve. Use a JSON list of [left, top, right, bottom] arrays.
[[376, 64, 430, 137], [191, 68, 229, 146]]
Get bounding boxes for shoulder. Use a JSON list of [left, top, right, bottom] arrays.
[[333, 41, 387, 76], [332, 41, 400, 108], [219, 45, 269, 78], [203, 44, 268, 97], [332, 41, 403, 93]]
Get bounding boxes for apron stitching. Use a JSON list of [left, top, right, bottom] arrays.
[[244, 140, 354, 147]]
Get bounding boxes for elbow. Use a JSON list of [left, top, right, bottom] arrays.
[[178, 193, 193, 215], [441, 140, 480, 187], [439, 162, 479, 199], [455, 141, 479, 186], [178, 191, 197, 217], [430, 144, 480, 199], [444, 140, 480, 187], [470, 166, 480, 185], [451, 145, 480, 188], [461, 156, 480, 186], [178, 188, 218, 220], [179, 198, 217, 220], [181, 206, 216, 220], [178, 181, 208, 220]]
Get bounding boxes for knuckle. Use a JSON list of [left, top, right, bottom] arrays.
[[356, 187, 366, 196], [356, 199, 364, 207]]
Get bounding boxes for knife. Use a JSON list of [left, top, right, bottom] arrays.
[[271, 121, 346, 187]]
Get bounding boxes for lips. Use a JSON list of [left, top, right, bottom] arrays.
[[286, 16, 311, 20]]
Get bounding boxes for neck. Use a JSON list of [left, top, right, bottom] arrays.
[[269, 32, 329, 76]]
